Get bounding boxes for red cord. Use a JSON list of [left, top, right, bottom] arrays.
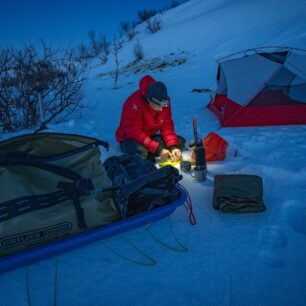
[[178, 183, 196, 225]]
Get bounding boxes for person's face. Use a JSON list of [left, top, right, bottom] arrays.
[[149, 101, 163, 112]]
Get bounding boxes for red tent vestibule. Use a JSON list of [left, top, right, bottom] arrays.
[[207, 47, 306, 127]]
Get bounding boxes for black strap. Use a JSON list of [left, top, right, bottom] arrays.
[[57, 180, 94, 230], [0, 158, 94, 229], [34, 122, 48, 133], [36, 140, 109, 161], [0, 159, 82, 181], [71, 194, 88, 230], [97, 139, 110, 150], [4, 140, 109, 162], [116, 166, 182, 218], [0, 190, 68, 223]]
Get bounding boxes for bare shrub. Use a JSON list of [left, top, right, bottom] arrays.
[[0, 43, 87, 132], [88, 30, 110, 64], [137, 10, 157, 23], [171, 1, 180, 8], [134, 40, 144, 61], [75, 31, 110, 66], [120, 21, 137, 41], [147, 18, 162, 33], [76, 43, 92, 62], [112, 38, 120, 89], [116, 38, 124, 50]]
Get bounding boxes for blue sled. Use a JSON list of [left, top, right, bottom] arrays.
[[0, 185, 187, 274]]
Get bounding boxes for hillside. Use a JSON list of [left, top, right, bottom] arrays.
[[1, 0, 306, 305]]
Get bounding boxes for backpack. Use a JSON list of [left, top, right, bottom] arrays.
[[103, 154, 182, 218]]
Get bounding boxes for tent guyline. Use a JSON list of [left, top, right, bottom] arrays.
[[146, 217, 188, 252], [25, 259, 58, 306], [102, 235, 157, 267], [101, 213, 190, 266]]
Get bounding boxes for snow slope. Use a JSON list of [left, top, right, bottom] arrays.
[[1, 0, 306, 305]]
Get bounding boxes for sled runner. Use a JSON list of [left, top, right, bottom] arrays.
[[0, 132, 188, 274], [0, 185, 186, 274]]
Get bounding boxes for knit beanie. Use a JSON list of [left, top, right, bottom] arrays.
[[146, 81, 168, 103]]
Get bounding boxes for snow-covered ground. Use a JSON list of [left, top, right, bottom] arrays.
[[1, 0, 306, 305]]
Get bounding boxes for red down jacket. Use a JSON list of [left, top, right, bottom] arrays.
[[116, 75, 179, 153]]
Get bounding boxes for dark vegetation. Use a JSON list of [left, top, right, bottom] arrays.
[[0, 43, 87, 132], [0, 1, 190, 131]]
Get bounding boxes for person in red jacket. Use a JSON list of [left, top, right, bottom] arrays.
[[116, 75, 185, 162]]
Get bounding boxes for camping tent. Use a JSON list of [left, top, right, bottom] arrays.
[[207, 47, 306, 127]]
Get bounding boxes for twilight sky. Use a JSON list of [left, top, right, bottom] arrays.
[[0, 0, 174, 48]]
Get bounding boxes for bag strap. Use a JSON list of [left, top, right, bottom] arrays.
[[0, 158, 83, 181], [0, 190, 69, 223], [116, 166, 182, 218], [4, 139, 109, 162], [0, 158, 94, 229]]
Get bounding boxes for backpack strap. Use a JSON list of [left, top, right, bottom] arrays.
[[116, 166, 182, 218], [0, 158, 94, 229]]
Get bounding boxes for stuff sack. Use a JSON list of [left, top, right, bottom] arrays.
[[203, 132, 228, 161], [191, 132, 231, 162], [213, 174, 266, 212], [0, 133, 119, 257], [103, 155, 183, 218]]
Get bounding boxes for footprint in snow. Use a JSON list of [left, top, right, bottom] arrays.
[[260, 250, 285, 268], [260, 225, 287, 248], [259, 225, 287, 268], [283, 200, 306, 236]]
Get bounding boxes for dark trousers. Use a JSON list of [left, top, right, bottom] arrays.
[[120, 135, 186, 161]]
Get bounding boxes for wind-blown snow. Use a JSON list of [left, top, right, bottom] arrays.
[[1, 0, 306, 305]]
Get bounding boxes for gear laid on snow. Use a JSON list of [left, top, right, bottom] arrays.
[[213, 174, 266, 213], [180, 161, 192, 172], [0, 133, 191, 274], [191, 118, 207, 181]]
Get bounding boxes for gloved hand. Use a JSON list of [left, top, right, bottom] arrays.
[[171, 148, 182, 161], [160, 149, 173, 161]]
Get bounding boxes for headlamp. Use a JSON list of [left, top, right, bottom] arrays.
[[150, 97, 170, 107]]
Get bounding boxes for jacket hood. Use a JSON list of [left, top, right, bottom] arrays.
[[139, 75, 155, 97]]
